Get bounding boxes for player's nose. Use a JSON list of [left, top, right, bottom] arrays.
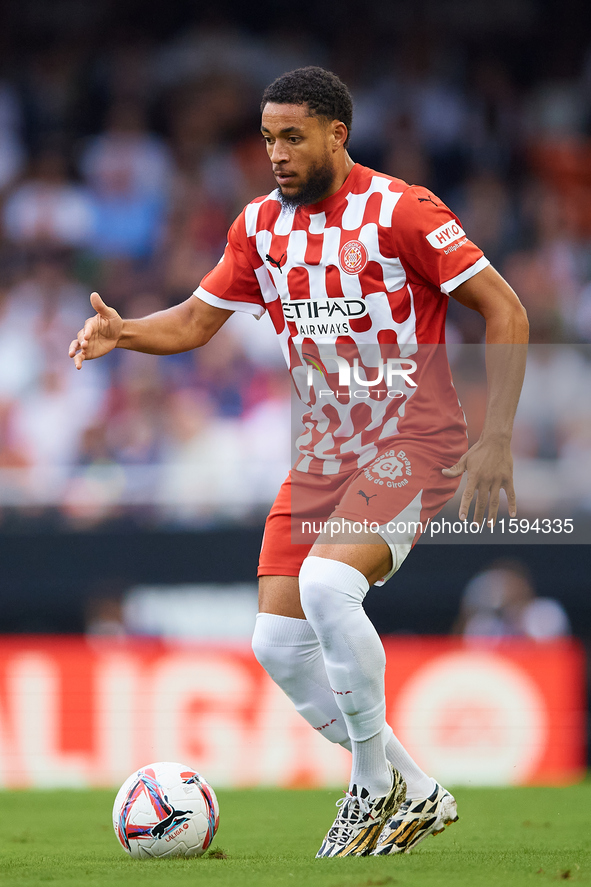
[[270, 141, 289, 163]]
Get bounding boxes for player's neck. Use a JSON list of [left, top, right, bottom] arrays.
[[324, 152, 355, 199]]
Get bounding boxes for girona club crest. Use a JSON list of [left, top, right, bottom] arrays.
[[372, 454, 404, 480], [367, 449, 412, 488], [339, 240, 369, 274]]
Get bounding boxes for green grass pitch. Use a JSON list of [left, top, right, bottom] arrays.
[[0, 784, 589, 887]]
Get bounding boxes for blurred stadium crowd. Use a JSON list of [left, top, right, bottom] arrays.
[[1, 0, 591, 528]]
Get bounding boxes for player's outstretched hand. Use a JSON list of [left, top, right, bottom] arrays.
[[442, 437, 517, 526], [68, 292, 123, 369]]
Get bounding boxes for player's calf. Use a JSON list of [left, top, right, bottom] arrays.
[[251, 612, 350, 746]]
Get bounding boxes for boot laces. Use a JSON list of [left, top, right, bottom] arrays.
[[327, 792, 374, 845]]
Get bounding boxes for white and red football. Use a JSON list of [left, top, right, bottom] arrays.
[[112, 761, 219, 858]]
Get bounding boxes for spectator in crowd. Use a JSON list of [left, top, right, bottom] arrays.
[[3, 149, 94, 249], [80, 101, 173, 199], [80, 102, 172, 260], [454, 559, 571, 640]]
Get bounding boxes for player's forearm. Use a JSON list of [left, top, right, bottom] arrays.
[[117, 298, 211, 354], [481, 305, 529, 441]]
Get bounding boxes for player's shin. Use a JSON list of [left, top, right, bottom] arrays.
[[298, 556, 392, 798], [251, 612, 351, 748]]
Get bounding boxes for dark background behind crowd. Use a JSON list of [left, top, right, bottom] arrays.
[[0, 0, 588, 664]]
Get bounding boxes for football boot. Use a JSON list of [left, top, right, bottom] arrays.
[[371, 781, 458, 855], [316, 767, 406, 858]]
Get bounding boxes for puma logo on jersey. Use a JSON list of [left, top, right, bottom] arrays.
[[418, 195, 438, 206], [426, 220, 466, 249], [266, 252, 285, 273]]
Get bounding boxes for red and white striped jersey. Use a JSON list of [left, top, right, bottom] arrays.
[[195, 163, 488, 476]]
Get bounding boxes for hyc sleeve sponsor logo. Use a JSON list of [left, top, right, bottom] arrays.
[[426, 220, 466, 249]]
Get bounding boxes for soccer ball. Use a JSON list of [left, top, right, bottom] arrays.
[[112, 761, 219, 858]]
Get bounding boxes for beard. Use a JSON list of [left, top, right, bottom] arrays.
[[278, 153, 336, 210]]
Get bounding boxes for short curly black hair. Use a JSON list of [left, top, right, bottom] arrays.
[[261, 66, 353, 148]]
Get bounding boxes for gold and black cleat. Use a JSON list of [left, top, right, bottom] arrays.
[[371, 781, 458, 855], [316, 767, 406, 858]]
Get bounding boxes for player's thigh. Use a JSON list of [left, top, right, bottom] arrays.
[[258, 470, 347, 616], [309, 436, 465, 587], [258, 575, 305, 618]]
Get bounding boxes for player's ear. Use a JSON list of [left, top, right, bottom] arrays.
[[331, 120, 348, 152]]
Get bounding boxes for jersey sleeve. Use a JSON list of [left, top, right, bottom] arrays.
[[391, 185, 489, 295], [194, 209, 266, 317]]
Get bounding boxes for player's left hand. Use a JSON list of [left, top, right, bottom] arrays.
[[442, 436, 516, 525]]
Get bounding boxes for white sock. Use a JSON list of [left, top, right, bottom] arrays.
[[299, 556, 391, 797], [252, 612, 351, 748], [351, 727, 393, 797], [251, 608, 432, 798], [383, 725, 435, 800]]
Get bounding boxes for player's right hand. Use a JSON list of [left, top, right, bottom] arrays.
[[68, 292, 123, 369]]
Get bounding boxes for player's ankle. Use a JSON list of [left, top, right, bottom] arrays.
[[350, 731, 392, 798]]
